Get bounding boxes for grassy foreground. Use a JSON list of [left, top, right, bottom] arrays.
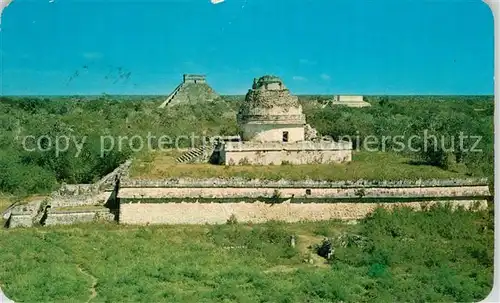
[[130, 150, 470, 181], [0, 205, 493, 302]]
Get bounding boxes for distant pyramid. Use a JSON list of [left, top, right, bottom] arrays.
[[159, 74, 220, 108]]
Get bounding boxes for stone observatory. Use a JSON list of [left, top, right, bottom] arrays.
[[237, 75, 307, 143], [212, 75, 353, 165]]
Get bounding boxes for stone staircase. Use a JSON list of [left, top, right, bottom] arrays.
[[158, 80, 220, 109], [158, 83, 183, 108], [176, 142, 217, 163]]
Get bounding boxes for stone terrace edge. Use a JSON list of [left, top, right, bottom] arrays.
[[119, 177, 490, 189]]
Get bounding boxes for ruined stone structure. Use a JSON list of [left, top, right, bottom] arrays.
[[330, 95, 371, 108], [212, 75, 352, 165], [5, 161, 492, 227], [5, 160, 131, 228], [117, 177, 491, 225], [158, 74, 220, 108], [183, 74, 206, 84], [238, 75, 307, 142], [120, 200, 487, 225]]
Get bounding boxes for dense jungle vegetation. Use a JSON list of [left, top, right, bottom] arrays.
[[0, 95, 494, 196]]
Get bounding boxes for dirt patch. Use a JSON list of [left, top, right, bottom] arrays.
[[262, 233, 331, 274], [76, 265, 97, 302], [296, 234, 330, 269]]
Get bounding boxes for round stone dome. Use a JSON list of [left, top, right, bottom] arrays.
[[237, 75, 306, 142]]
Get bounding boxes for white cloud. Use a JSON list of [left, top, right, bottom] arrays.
[[83, 52, 103, 60], [320, 73, 331, 80], [293, 76, 307, 81]]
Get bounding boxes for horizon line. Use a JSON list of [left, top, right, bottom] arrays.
[[0, 94, 494, 97]]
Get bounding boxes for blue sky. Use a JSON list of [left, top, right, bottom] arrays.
[[0, 0, 494, 95]]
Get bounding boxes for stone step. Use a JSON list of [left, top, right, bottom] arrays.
[[176, 144, 217, 163], [183, 151, 201, 158], [186, 150, 201, 156]]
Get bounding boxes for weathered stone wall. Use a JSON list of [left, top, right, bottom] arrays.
[[49, 191, 114, 208], [219, 141, 353, 165], [240, 124, 305, 143], [223, 141, 353, 151], [240, 89, 304, 117], [223, 149, 352, 165], [264, 82, 282, 90], [120, 177, 489, 189], [8, 200, 44, 228], [8, 214, 34, 228], [183, 74, 206, 84], [118, 176, 490, 225], [304, 124, 318, 141], [44, 209, 114, 226], [119, 200, 487, 225], [117, 185, 490, 200], [57, 184, 97, 196]]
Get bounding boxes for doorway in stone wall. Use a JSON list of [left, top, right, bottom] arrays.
[[283, 131, 289, 143]]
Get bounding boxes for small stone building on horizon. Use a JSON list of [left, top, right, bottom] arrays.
[[330, 95, 371, 108]]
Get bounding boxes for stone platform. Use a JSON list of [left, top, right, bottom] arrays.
[[217, 141, 352, 165]]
